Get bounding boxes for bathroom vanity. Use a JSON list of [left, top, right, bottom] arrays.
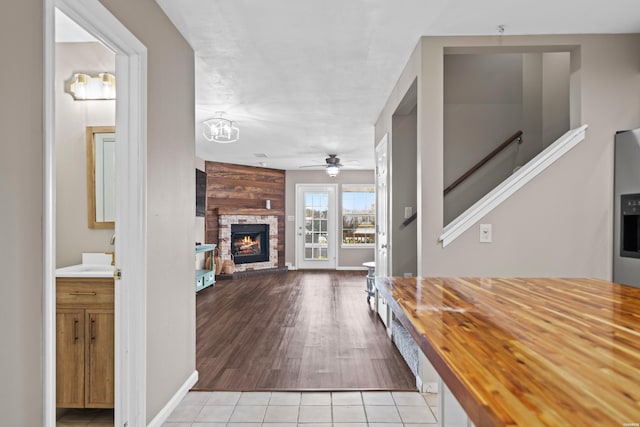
[[56, 258, 114, 409]]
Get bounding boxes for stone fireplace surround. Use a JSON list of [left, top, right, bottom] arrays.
[[216, 208, 278, 272]]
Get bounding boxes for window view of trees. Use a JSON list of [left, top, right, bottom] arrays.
[[342, 185, 375, 245]]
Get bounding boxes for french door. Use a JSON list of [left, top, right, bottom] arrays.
[[296, 184, 337, 269]]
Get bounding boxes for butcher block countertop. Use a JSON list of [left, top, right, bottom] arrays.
[[376, 277, 640, 427]]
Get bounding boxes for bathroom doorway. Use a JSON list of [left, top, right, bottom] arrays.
[[44, 1, 147, 426]]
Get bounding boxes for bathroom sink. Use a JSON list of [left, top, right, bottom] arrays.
[[56, 263, 115, 278]]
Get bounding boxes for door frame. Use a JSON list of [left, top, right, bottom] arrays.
[[375, 134, 389, 277], [43, 1, 147, 426], [295, 183, 339, 269]]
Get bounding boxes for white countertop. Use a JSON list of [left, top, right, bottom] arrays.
[[55, 263, 115, 278], [56, 253, 114, 278]]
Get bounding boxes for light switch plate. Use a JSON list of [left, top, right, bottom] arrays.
[[480, 224, 492, 243]]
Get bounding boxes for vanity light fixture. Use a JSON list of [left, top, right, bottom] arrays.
[[202, 112, 240, 143], [68, 72, 116, 100]]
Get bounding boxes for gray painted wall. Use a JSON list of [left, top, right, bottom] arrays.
[[0, 1, 43, 424], [0, 0, 196, 423], [55, 42, 115, 268], [443, 53, 524, 224], [391, 107, 418, 276], [285, 170, 375, 268], [542, 52, 571, 148], [376, 34, 640, 280], [443, 52, 570, 224]]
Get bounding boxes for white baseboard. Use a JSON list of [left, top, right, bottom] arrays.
[[336, 266, 368, 271], [147, 370, 198, 427]]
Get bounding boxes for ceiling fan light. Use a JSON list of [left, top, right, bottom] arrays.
[[326, 165, 340, 177]]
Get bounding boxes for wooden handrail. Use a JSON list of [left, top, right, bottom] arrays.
[[444, 130, 523, 196], [401, 212, 417, 227]]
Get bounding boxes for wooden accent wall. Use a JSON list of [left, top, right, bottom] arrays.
[[205, 161, 285, 267]]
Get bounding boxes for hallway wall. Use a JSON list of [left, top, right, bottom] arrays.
[[0, 0, 197, 423], [0, 1, 44, 424]]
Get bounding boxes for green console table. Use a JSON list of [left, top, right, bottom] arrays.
[[195, 244, 216, 292]]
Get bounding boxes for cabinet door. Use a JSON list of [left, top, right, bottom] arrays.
[[56, 309, 85, 408], [85, 309, 114, 408]]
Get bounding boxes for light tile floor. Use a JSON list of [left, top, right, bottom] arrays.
[[163, 391, 438, 427]]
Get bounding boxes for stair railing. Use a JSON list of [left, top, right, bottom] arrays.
[[444, 130, 523, 196]]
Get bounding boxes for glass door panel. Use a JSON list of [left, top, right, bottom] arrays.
[[296, 185, 336, 269]]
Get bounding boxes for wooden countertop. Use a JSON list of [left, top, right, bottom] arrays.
[[376, 277, 640, 427]]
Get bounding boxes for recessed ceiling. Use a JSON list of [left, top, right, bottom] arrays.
[[155, 1, 639, 170]]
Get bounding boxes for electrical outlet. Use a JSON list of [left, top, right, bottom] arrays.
[[480, 224, 492, 243], [287, 215, 295, 222], [403, 272, 412, 278]]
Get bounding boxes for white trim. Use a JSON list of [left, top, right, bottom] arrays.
[[147, 371, 199, 427], [44, 2, 147, 426], [341, 244, 376, 249], [375, 134, 389, 277], [336, 266, 368, 271], [439, 125, 588, 247], [42, 1, 56, 425]]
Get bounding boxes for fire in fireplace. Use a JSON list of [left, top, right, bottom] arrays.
[[231, 224, 269, 264]]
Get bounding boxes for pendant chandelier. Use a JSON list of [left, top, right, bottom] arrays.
[[202, 112, 239, 143]]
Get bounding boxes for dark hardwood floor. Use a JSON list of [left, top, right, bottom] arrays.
[[194, 270, 416, 391]]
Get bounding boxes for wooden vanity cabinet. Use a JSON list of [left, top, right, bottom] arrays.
[[56, 278, 114, 408]]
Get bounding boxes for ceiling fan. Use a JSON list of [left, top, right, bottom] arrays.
[[299, 154, 345, 177]]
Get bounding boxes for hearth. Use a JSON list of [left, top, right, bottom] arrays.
[[231, 224, 269, 264]]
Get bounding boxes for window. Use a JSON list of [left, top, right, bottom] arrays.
[[342, 185, 375, 246]]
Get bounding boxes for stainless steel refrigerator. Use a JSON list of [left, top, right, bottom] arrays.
[[614, 128, 640, 287]]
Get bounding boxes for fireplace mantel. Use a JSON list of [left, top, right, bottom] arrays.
[[215, 208, 284, 216], [217, 211, 279, 272]]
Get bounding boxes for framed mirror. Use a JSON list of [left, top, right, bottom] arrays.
[[87, 126, 116, 228]]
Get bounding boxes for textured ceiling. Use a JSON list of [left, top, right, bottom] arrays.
[[159, 1, 639, 170]]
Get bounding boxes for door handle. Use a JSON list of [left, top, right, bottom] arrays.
[[73, 318, 79, 343], [90, 316, 96, 343]]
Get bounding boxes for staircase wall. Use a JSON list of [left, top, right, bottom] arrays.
[[376, 34, 640, 279], [443, 53, 524, 223]]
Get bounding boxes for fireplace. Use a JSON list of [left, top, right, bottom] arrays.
[[231, 224, 270, 264], [217, 210, 278, 272]]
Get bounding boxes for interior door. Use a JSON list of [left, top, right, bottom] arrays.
[[376, 135, 389, 277], [296, 184, 337, 269]]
